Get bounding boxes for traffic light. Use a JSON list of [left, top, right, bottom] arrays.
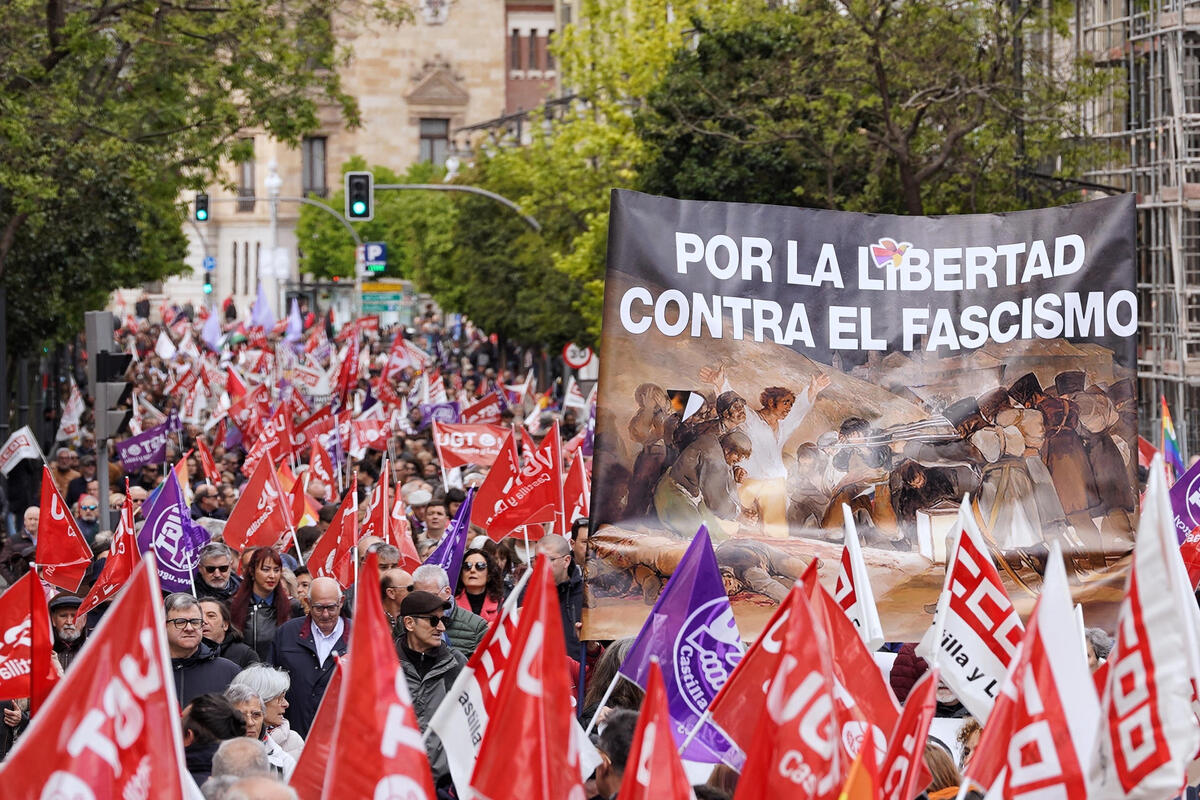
[[194, 193, 210, 222], [203, 275, 213, 294], [85, 311, 133, 441], [345, 171, 374, 221]]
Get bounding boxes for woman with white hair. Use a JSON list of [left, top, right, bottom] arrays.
[[222, 683, 297, 780], [230, 665, 304, 759]]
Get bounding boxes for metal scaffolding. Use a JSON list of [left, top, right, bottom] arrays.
[[1078, 0, 1200, 454]]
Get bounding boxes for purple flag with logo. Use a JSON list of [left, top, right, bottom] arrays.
[[419, 401, 460, 429], [617, 526, 743, 765], [116, 412, 183, 471], [1168, 457, 1200, 543], [136, 469, 210, 592], [423, 488, 475, 583]]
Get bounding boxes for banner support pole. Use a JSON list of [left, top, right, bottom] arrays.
[[582, 672, 624, 736], [677, 709, 711, 755]]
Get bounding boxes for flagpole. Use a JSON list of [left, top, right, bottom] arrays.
[[581, 672, 625, 736], [677, 709, 712, 755]]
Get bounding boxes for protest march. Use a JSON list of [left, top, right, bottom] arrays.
[[2, 192, 1199, 800]]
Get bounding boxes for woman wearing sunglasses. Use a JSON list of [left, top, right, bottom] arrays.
[[454, 548, 504, 626]]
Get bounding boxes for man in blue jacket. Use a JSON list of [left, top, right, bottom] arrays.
[[270, 577, 349, 737]]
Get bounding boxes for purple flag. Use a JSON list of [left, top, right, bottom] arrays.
[[617, 526, 743, 765], [285, 297, 303, 343], [201, 312, 222, 352], [1169, 457, 1200, 543], [423, 488, 475, 582], [136, 470, 210, 593], [419, 401, 460, 429], [251, 281, 276, 330], [581, 402, 596, 457], [116, 412, 182, 471]]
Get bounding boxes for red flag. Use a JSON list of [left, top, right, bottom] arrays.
[[224, 457, 295, 552], [563, 453, 590, 527], [432, 421, 509, 468], [289, 476, 322, 529], [733, 581, 841, 800], [474, 422, 564, 540], [619, 661, 694, 800], [471, 428, 521, 533], [0, 557, 190, 799], [307, 436, 337, 499], [472, 556, 586, 800], [195, 437, 222, 485], [307, 481, 358, 587], [290, 662, 343, 800], [335, 334, 360, 404], [351, 419, 390, 453], [243, 403, 294, 475], [709, 564, 815, 752], [35, 465, 92, 592], [964, 547, 1097, 799], [389, 495, 422, 573], [878, 670, 936, 800], [76, 492, 141, 618], [319, 552, 434, 800], [461, 392, 504, 425], [29, 568, 56, 713], [359, 460, 391, 545], [0, 572, 56, 702], [226, 365, 248, 402]]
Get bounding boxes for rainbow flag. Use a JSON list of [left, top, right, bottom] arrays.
[[1162, 395, 1186, 483]]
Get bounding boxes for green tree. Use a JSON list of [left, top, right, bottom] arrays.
[[637, 0, 1114, 216], [295, 159, 458, 282], [0, 0, 410, 364]]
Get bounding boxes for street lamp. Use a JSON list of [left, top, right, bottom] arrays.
[[265, 160, 283, 316]]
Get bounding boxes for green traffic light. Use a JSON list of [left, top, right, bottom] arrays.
[[196, 209, 208, 221], [351, 201, 367, 215]]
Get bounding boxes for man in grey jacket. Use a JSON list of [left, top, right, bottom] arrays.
[[411, 564, 488, 658], [397, 590, 466, 793]]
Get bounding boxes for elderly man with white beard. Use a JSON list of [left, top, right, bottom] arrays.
[[48, 593, 87, 671]]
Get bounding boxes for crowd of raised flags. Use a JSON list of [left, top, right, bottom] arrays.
[[5, 294, 1200, 799]]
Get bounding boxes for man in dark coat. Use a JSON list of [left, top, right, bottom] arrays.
[[165, 593, 240, 707], [270, 577, 348, 737], [0, 507, 38, 585], [49, 593, 87, 671], [534, 534, 585, 654], [193, 542, 241, 602]]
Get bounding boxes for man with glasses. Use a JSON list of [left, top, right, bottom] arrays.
[[190, 485, 229, 521], [127, 486, 149, 519], [270, 577, 348, 737], [164, 593, 240, 706], [194, 542, 241, 602], [380, 567, 415, 637], [73, 494, 101, 545], [412, 564, 487, 658], [398, 590, 466, 793]]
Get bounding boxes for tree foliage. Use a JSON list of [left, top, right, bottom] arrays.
[[0, 0, 410, 363]]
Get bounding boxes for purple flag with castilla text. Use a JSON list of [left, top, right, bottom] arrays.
[[1168, 457, 1200, 543], [136, 469, 209, 593], [423, 488, 475, 585], [617, 526, 744, 765]]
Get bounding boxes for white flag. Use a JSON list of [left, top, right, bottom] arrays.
[[833, 503, 885, 651], [563, 376, 587, 412], [1090, 455, 1200, 798], [916, 495, 1023, 722], [0, 426, 44, 475], [155, 329, 177, 360], [55, 380, 85, 444]]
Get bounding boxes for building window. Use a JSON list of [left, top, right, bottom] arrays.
[[562, 4, 571, 25], [237, 137, 256, 212], [547, 30, 555, 71], [302, 137, 327, 197], [419, 118, 450, 166], [245, 242, 251, 290], [255, 242, 262, 286], [511, 29, 522, 70], [232, 241, 239, 295], [529, 29, 539, 71]]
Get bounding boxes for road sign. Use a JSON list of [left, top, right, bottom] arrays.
[[202, 256, 216, 272], [562, 342, 593, 369], [363, 242, 387, 271]]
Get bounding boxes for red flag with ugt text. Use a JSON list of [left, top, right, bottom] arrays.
[[224, 457, 295, 552], [471, 556, 585, 800], [307, 480, 358, 587], [471, 428, 521, 533], [965, 546, 1097, 800], [433, 421, 509, 468], [290, 662, 343, 800], [619, 661, 695, 800], [0, 556, 190, 799], [319, 553, 434, 800], [709, 564, 815, 752], [733, 580, 841, 800], [36, 465, 92, 592], [0, 572, 56, 702], [878, 669, 936, 800], [77, 492, 141, 619], [563, 453, 591, 528], [473, 422, 564, 540]]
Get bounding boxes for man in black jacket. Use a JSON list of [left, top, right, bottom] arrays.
[[165, 593, 240, 707], [534, 534, 585, 654], [270, 577, 348, 737], [193, 542, 241, 602]]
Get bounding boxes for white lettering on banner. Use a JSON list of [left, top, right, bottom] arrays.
[[516, 622, 544, 698], [380, 672, 426, 759], [372, 775, 428, 800], [880, 735, 917, 800], [635, 721, 657, 787]]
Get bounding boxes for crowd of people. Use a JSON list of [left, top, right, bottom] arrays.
[[0, 299, 1128, 800]]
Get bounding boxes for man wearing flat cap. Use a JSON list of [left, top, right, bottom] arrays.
[[397, 590, 466, 790], [48, 593, 87, 671]]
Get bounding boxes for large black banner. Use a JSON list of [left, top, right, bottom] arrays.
[[585, 190, 1137, 641]]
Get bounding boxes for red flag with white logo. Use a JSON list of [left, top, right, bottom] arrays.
[[619, 660, 694, 800], [307, 480, 358, 587], [471, 556, 585, 800], [0, 556, 190, 799], [915, 498, 1022, 723], [76, 491, 141, 619], [964, 543, 1098, 800], [319, 553, 435, 800], [1090, 454, 1200, 798], [350, 419, 390, 454], [462, 392, 504, 425], [290, 661, 343, 800], [35, 465, 92, 592], [732, 578, 842, 800], [224, 457, 295, 552], [0, 572, 56, 702], [433, 421, 509, 469], [834, 504, 885, 651], [563, 453, 590, 528], [473, 421, 564, 540], [877, 669, 935, 800], [709, 563, 816, 753]]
